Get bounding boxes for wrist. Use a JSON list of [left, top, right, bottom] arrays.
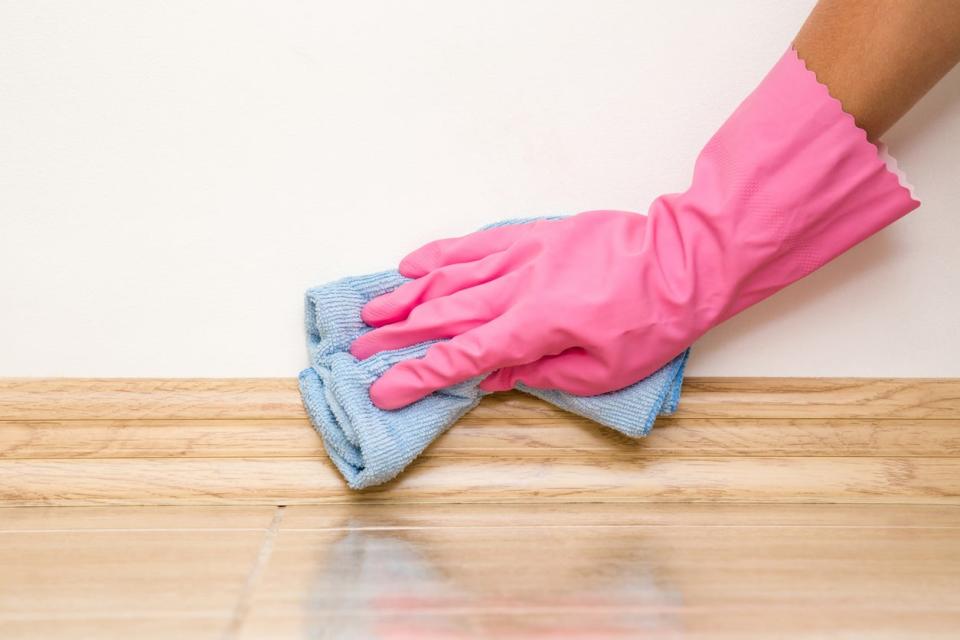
[[641, 48, 919, 332]]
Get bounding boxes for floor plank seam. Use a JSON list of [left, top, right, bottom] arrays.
[[223, 505, 284, 639]]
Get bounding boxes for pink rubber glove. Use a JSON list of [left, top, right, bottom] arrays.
[[352, 48, 919, 410]]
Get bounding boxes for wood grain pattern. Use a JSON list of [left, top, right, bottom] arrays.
[[673, 377, 960, 419], [3, 456, 959, 506], [277, 502, 960, 529], [237, 610, 960, 640], [1, 378, 958, 637], [0, 617, 230, 640], [6, 504, 959, 530], [4, 504, 959, 639], [0, 530, 264, 616], [1, 377, 959, 505], [465, 377, 960, 420], [3, 377, 959, 420], [255, 527, 960, 608], [238, 513, 960, 639], [3, 417, 959, 459], [0, 419, 325, 459], [0, 378, 303, 420], [0, 506, 276, 531]]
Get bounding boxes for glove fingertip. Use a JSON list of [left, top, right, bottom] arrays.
[[359, 299, 393, 327], [398, 242, 440, 278], [369, 371, 427, 411], [348, 335, 373, 361]]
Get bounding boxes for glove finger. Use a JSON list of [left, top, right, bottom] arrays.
[[361, 249, 514, 327], [350, 275, 517, 360], [479, 349, 604, 395], [368, 312, 541, 410], [399, 221, 545, 278]]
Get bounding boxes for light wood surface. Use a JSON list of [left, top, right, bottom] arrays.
[[2, 376, 959, 420], [0, 378, 304, 420], [4, 417, 960, 459], [1, 377, 959, 638], [2, 504, 958, 639], [2, 377, 960, 505], [3, 456, 960, 506], [243, 511, 960, 638]]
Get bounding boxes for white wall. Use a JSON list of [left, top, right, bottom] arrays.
[[1, 0, 958, 378]]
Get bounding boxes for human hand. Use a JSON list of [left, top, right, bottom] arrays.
[[352, 48, 919, 411], [350, 210, 697, 409]]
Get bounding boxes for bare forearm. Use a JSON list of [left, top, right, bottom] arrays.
[[793, 0, 960, 140]]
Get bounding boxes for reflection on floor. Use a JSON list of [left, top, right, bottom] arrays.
[[2, 503, 959, 639]]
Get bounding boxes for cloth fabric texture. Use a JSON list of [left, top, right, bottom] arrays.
[[299, 241, 689, 490]]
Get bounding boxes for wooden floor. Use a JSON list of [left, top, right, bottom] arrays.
[[1, 378, 959, 638]]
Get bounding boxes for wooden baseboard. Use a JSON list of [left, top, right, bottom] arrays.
[[2, 377, 959, 506]]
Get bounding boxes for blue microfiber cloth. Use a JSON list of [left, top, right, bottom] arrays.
[[299, 222, 690, 490]]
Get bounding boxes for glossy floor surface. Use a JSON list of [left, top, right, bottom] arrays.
[[1, 378, 959, 638], [2, 503, 960, 639]]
